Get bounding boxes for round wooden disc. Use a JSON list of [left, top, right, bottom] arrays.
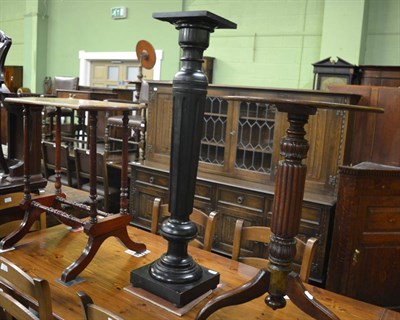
[[136, 40, 156, 70]]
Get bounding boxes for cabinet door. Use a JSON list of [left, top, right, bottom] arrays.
[[214, 186, 271, 255], [146, 85, 173, 165], [230, 99, 277, 183], [346, 196, 400, 307], [129, 167, 169, 229]]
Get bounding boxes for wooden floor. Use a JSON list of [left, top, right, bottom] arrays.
[[0, 224, 398, 320]]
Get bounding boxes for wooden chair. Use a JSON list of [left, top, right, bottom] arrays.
[[77, 291, 124, 320], [151, 198, 218, 251], [44, 76, 79, 141], [0, 256, 57, 319], [74, 148, 119, 212], [104, 99, 147, 161], [232, 219, 318, 283], [41, 141, 77, 188]]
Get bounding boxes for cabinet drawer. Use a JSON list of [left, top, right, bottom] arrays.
[[365, 206, 400, 232], [217, 187, 264, 212], [135, 169, 169, 188], [195, 182, 212, 201]]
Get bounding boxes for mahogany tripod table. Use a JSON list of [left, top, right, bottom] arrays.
[[196, 96, 384, 320], [0, 97, 146, 283]]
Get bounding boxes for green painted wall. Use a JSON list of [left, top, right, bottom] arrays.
[[45, 0, 182, 84], [1, 0, 399, 92], [0, 1, 25, 65], [320, 0, 367, 64], [363, 0, 400, 65], [185, 0, 325, 88]]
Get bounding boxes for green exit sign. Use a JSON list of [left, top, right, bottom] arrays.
[[111, 7, 127, 19]]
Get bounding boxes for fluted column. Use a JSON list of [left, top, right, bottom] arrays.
[[266, 111, 313, 309]]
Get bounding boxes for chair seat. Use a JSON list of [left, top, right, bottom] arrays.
[[81, 183, 119, 197], [62, 195, 105, 213], [48, 173, 78, 188], [46, 106, 74, 116], [107, 115, 144, 128]]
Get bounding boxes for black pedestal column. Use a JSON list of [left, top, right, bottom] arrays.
[[130, 11, 236, 307]]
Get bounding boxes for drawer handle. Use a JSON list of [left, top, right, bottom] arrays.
[[237, 196, 244, 204], [149, 176, 155, 184]]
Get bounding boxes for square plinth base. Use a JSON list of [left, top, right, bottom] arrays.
[[130, 263, 220, 307]]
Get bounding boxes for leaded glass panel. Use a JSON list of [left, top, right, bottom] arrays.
[[235, 101, 276, 173], [199, 97, 228, 165]]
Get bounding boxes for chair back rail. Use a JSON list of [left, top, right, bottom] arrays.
[[42, 141, 77, 187], [78, 291, 125, 320], [74, 148, 118, 212], [231, 219, 318, 283], [0, 256, 56, 319], [151, 197, 218, 251]]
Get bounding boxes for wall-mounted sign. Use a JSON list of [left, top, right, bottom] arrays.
[[111, 7, 127, 20]]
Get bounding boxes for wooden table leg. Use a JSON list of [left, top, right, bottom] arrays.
[[119, 110, 129, 213], [88, 110, 98, 224], [61, 214, 146, 283], [22, 105, 31, 201], [54, 107, 62, 194]]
